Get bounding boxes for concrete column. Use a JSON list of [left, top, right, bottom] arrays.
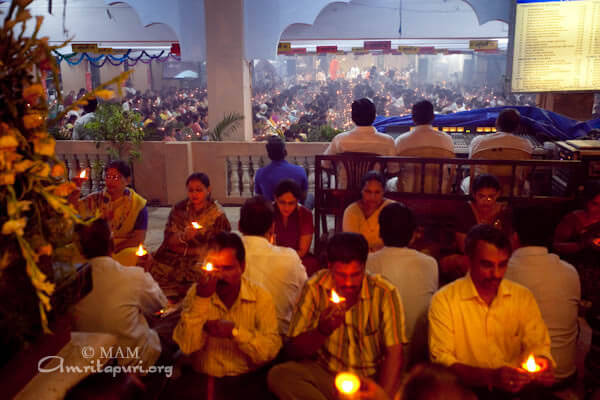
[[205, 0, 253, 141]]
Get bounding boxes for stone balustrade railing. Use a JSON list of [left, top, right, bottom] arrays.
[[55, 141, 329, 206]]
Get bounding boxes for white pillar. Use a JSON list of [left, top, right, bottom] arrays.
[[205, 0, 253, 141]]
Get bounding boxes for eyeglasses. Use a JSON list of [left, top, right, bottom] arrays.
[[105, 174, 122, 181]]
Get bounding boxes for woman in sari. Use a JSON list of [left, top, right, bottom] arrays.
[[273, 179, 319, 275], [440, 174, 516, 283], [342, 171, 394, 252], [150, 172, 230, 299], [73, 160, 148, 266], [554, 182, 600, 304]]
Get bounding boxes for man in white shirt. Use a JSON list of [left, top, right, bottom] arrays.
[[323, 98, 395, 188], [367, 202, 438, 368], [72, 219, 167, 369], [395, 100, 454, 155], [72, 98, 97, 140], [505, 208, 580, 384], [391, 100, 455, 193], [468, 108, 533, 158], [239, 196, 308, 335]]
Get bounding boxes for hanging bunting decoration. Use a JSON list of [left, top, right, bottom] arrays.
[[52, 49, 181, 67]]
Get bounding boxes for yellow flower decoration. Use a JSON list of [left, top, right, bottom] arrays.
[[7, 200, 32, 217], [94, 90, 114, 100], [51, 163, 65, 177], [0, 172, 15, 185], [0, 134, 18, 149], [37, 244, 53, 257], [2, 218, 27, 236], [53, 182, 76, 197], [14, 159, 34, 173], [23, 113, 44, 129], [23, 84, 44, 103], [33, 136, 55, 156], [31, 162, 50, 178]]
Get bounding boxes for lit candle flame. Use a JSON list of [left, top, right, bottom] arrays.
[[202, 262, 214, 272], [330, 289, 346, 304], [136, 244, 147, 257], [522, 354, 541, 373], [335, 372, 360, 395], [79, 169, 88, 179], [593, 238, 600, 247], [191, 222, 202, 229]]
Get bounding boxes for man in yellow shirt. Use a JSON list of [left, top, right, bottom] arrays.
[[429, 224, 555, 396], [170, 232, 281, 398]]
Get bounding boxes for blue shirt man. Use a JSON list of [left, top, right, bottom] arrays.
[[254, 136, 308, 202]]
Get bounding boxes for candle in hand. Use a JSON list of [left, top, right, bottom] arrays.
[[521, 354, 543, 373], [335, 372, 360, 396], [79, 169, 88, 179], [191, 222, 202, 229], [330, 289, 346, 304], [202, 262, 214, 272], [136, 244, 148, 257]]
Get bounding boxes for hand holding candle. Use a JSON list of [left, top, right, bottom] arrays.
[[335, 372, 360, 399], [72, 168, 89, 187], [520, 354, 554, 387]]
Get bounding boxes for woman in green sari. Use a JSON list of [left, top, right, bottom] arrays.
[[150, 172, 231, 299]]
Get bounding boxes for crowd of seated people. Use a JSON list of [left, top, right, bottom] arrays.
[[61, 96, 599, 399], [56, 87, 209, 141]]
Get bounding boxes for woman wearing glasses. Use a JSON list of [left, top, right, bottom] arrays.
[[72, 160, 148, 266], [441, 174, 515, 283]]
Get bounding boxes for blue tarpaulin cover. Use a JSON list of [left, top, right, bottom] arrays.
[[373, 106, 600, 141]]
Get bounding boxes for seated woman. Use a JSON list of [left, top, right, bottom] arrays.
[[72, 160, 148, 267], [441, 174, 515, 282], [150, 172, 230, 299], [273, 179, 319, 276], [342, 171, 394, 252], [554, 182, 600, 304]]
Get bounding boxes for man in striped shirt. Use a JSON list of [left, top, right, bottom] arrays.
[[268, 232, 407, 399]]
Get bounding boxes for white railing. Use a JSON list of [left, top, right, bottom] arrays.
[[55, 141, 329, 206]]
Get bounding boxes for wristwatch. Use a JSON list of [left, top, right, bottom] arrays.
[[231, 326, 239, 338]]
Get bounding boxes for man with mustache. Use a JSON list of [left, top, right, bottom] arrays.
[[171, 232, 281, 398], [429, 224, 555, 397], [268, 232, 406, 399]]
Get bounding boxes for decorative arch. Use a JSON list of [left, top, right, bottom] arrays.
[[461, 0, 511, 25]]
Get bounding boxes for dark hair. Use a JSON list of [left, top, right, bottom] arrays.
[[379, 202, 416, 247], [464, 224, 511, 258], [211, 232, 246, 265], [401, 364, 476, 400], [83, 97, 98, 114], [472, 174, 500, 194], [360, 170, 385, 191], [412, 100, 435, 125], [351, 98, 376, 126], [496, 109, 520, 133], [186, 172, 210, 187], [78, 219, 112, 259], [327, 232, 368, 265], [239, 196, 274, 236], [513, 207, 553, 247], [274, 179, 301, 200], [266, 135, 286, 161], [105, 160, 131, 179]]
